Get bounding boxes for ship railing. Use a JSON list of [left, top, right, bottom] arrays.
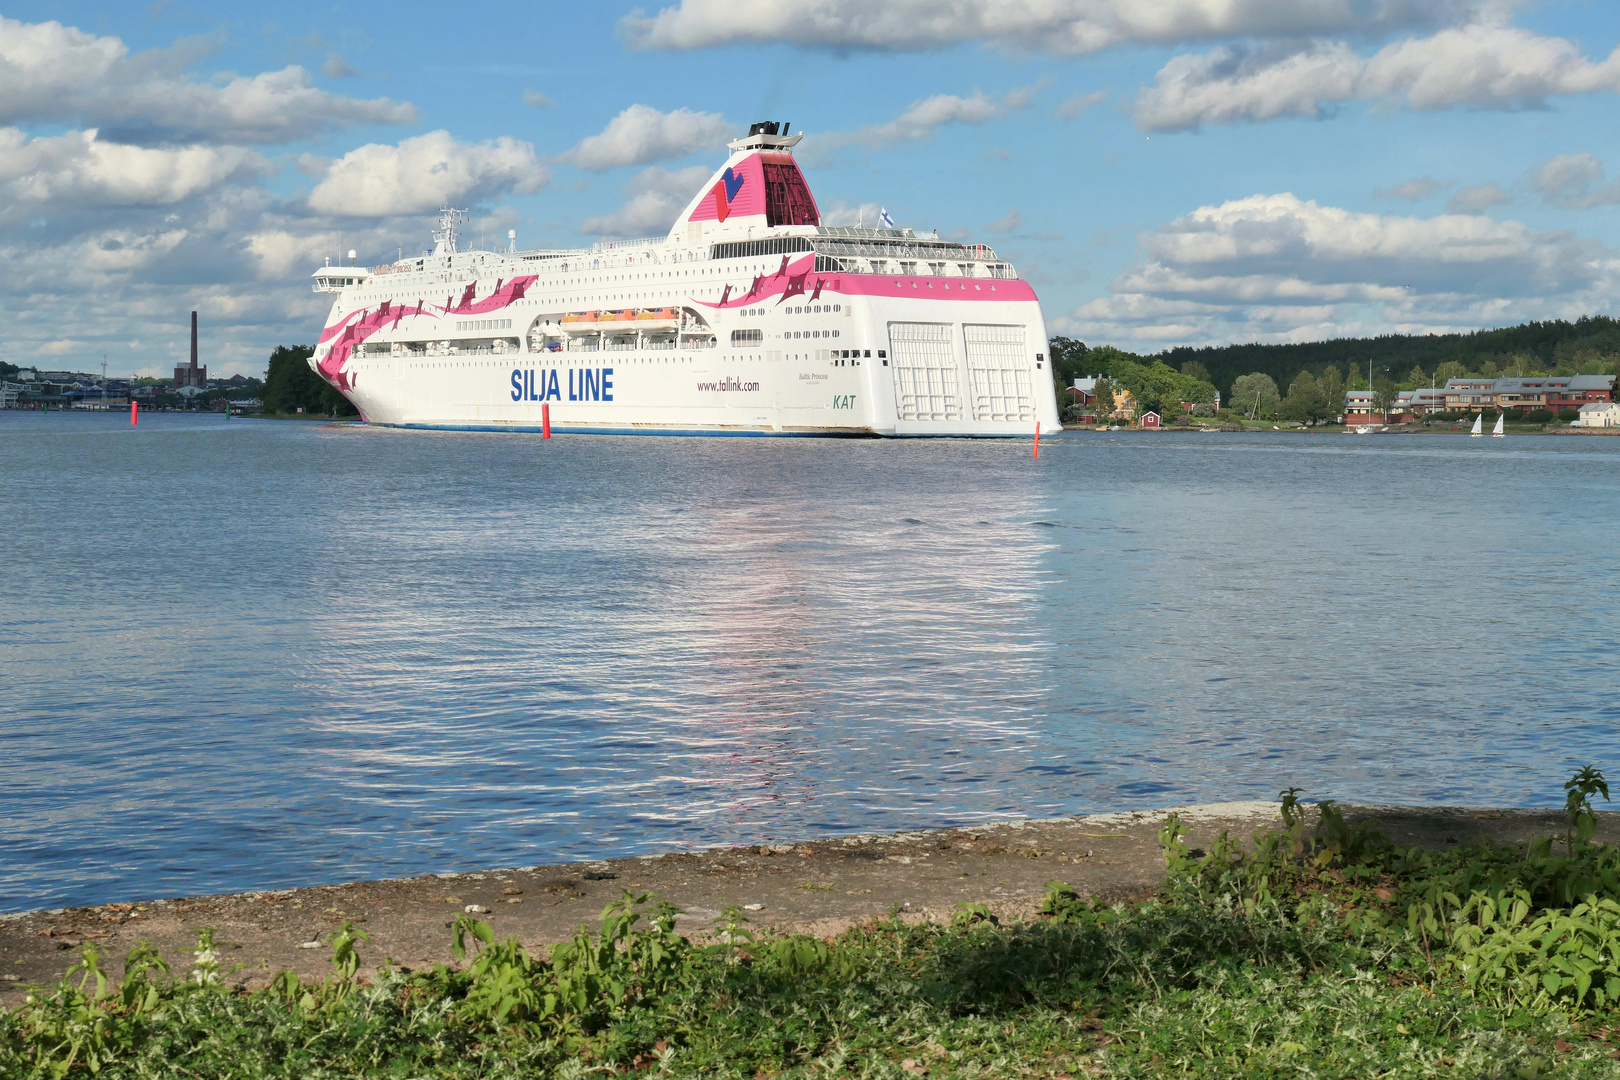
[[679, 337, 717, 350], [591, 236, 665, 253], [809, 239, 1000, 262]]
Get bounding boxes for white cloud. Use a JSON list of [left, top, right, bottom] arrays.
[[0, 15, 415, 144], [1064, 193, 1615, 347], [1133, 24, 1620, 131], [307, 131, 552, 217], [244, 229, 335, 279], [579, 165, 710, 237], [845, 88, 1030, 145], [1447, 182, 1511, 213], [523, 91, 554, 108], [563, 105, 730, 171], [1531, 153, 1620, 209], [619, 0, 1479, 54], [818, 200, 884, 227], [806, 86, 1038, 162], [987, 208, 1022, 233], [321, 53, 358, 79], [1374, 176, 1447, 200], [0, 128, 263, 212], [1057, 90, 1107, 119]]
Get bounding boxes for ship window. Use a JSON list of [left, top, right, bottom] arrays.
[[832, 330, 839, 337], [834, 305, 841, 311], [731, 329, 762, 347]]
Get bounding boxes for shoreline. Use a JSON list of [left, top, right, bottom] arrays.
[[4, 801, 1609, 1008]]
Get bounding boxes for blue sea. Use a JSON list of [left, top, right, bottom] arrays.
[[4, 411, 1618, 911]]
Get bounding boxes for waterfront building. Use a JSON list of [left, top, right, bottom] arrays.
[[1110, 385, 1137, 420], [1576, 401, 1620, 427], [1442, 374, 1613, 413], [1068, 376, 1097, 406], [1396, 388, 1447, 416], [1345, 374, 1616, 422]]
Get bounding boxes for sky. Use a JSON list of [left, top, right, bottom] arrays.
[[5, 0, 1620, 378]]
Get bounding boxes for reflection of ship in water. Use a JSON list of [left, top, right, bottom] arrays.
[[292, 452, 1058, 850], [663, 471, 1057, 833]]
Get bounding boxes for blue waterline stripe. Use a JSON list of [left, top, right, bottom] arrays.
[[382, 423, 1030, 439]]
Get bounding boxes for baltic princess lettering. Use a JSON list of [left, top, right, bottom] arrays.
[[309, 121, 1060, 436]]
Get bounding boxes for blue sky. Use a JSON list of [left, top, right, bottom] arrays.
[[5, 0, 1620, 376]]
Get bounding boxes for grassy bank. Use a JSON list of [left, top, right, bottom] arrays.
[[6, 777, 1620, 1078]]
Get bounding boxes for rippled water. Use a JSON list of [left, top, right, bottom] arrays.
[[4, 412, 1619, 911]]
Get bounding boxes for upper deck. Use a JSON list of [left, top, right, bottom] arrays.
[[313, 120, 1019, 296]]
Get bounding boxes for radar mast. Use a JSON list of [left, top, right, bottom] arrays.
[[431, 208, 468, 255]]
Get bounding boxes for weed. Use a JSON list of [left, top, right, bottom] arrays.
[[5, 768, 1620, 1078]]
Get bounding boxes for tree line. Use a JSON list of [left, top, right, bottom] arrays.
[[1050, 315, 1620, 422], [261, 345, 358, 417]]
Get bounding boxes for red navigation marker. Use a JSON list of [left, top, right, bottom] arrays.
[[1033, 420, 1039, 458], [131, 400, 138, 426], [542, 402, 551, 439]]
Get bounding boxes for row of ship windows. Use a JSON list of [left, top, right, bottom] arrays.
[[738, 304, 842, 317], [457, 319, 513, 331], [367, 349, 890, 370], [731, 329, 841, 345]]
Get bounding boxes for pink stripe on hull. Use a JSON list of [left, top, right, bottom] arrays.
[[695, 255, 1038, 309]]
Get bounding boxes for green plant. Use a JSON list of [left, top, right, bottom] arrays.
[[1564, 765, 1609, 853]]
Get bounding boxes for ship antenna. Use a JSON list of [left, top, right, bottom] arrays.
[[432, 208, 467, 256]]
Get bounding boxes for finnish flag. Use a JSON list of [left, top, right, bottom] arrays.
[[880, 207, 895, 229]]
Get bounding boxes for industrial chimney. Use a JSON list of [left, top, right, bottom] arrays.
[[173, 309, 207, 390]]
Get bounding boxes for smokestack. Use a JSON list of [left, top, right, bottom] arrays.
[[190, 311, 198, 371]]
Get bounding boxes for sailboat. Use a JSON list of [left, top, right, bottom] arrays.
[[1470, 414, 1483, 437], [1492, 412, 1505, 438]]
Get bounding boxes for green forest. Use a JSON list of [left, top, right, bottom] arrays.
[[261, 345, 358, 417], [1049, 315, 1620, 416]]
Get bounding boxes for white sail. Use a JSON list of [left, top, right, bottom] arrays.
[[1470, 414, 1483, 436], [1492, 413, 1505, 437]]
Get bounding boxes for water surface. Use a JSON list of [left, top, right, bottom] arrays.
[[4, 412, 1617, 910]]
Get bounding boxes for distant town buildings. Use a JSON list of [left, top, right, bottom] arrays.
[[1345, 375, 1615, 424]]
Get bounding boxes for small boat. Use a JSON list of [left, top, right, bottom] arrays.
[[1354, 425, 1373, 434], [1492, 413, 1505, 438], [1470, 414, 1483, 437]]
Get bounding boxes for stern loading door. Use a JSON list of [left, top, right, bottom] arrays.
[[888, 322, 962, 421], [963, 324, 1034, 422]]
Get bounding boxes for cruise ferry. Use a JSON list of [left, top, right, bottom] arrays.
[[309, 121, 1060, 436]]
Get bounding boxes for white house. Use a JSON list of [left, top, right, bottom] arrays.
[[1575, 401, 1620, 427]]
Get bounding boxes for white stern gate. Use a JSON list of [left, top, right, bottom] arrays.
[[963, 324, 1034, 422], [888, 322, 962, 422]]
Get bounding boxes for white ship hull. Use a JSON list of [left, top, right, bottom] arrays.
[[310, 124, 1060, 437]]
